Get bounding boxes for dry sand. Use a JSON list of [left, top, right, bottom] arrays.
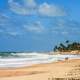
[[0, 59, 80, 80]]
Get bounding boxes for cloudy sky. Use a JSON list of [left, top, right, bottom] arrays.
[[0, 0, 80, 52]]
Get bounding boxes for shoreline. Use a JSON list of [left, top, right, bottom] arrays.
[[0, 54, 80, 68], [0, 59, 80, 79]]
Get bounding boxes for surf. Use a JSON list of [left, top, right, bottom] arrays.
[[0, 52, 80, 68]]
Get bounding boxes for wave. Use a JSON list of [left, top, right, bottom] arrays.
[[0, 52, 80, 68]]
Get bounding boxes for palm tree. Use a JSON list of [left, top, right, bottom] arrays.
[[65, 40, 69, 44], [53, 45, 58, 52], [53, 41, 80, 52]]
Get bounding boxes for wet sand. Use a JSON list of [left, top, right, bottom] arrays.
[[0, 59, 80, 80]]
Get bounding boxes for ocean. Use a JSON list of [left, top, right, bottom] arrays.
[[0, 52, 80, 68]]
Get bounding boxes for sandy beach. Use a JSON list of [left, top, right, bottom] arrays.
[[0, 59, 80, 80]]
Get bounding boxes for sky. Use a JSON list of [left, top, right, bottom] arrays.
[[0, 0, 80, 52]]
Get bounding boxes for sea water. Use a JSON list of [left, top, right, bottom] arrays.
[[0, 52, 80, 68]]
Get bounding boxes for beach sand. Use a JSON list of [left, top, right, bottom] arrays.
[[0, 59, 80, 80]]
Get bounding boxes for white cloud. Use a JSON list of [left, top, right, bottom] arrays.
[[0, 13, 21, 36], [61, 31, 69, 35], [0, 13, 9, 23], [38, 3, 66, 17], [8, 0, 28, 15], [8, 0, 37, 15], [51, 30, 59, 34], [0, 13, 8, 19], [8, 0, 66, 16], [24, 21, 44, 33], [23, 0, 36, 8], [7, 31, 19, 36]]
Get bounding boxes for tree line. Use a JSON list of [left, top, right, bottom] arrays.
[[54, 40, 80, 52]]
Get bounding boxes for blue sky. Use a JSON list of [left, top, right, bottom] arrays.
[[0, 0, 80, 52]]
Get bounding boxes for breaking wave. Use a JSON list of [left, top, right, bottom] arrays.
[[0, 52, 80, 68]]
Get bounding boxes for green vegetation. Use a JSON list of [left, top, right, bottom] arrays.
[[54, 40, 80, 52]]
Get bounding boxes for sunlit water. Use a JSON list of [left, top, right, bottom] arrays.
[[0, 52, 80, 68]]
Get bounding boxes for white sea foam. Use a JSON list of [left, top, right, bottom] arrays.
[[0, 52, 80, 68]]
